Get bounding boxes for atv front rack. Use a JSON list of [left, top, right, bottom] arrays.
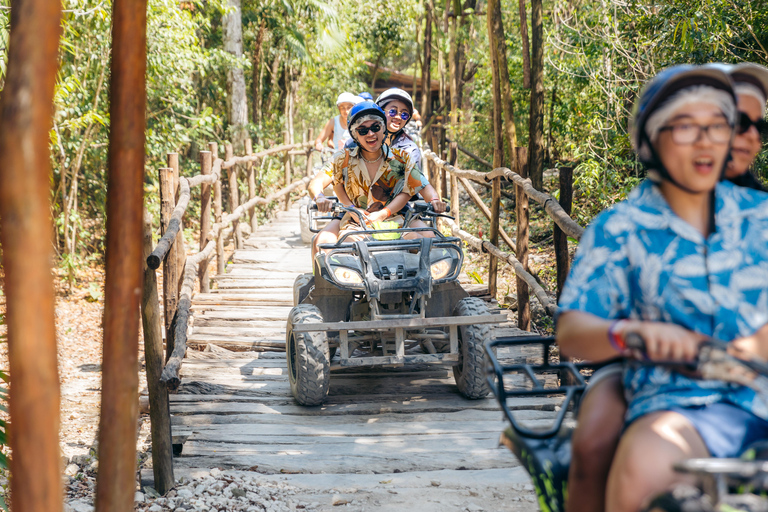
[[485, 335, 603, 439], [294, 312, 506, 368]]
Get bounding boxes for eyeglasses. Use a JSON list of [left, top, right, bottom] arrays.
[[658, 122, 733, 145], [736, 111, 768, 137], [355, 123, 382, 136], [387, 109, 410, 121]]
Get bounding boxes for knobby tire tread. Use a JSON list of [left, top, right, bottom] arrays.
[[287, 304, 330, 406], [453, 297, 494, 399]]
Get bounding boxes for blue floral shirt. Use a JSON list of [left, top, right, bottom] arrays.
[[558, 180, 768, 423]]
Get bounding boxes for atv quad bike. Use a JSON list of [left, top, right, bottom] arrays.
[[484, 334, 768, 512], [287, 200, 505, 406]]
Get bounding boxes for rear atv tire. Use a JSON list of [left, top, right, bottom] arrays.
[[453, 297, 495, 399], [286, 305, 330, 406], [293, 273, 314, 306]]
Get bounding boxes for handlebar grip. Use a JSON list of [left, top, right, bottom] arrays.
[[309, 204, 318, 211], [624, 332, 646, 351], [444, 204, 451, 213]]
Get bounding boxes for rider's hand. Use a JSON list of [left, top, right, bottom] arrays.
[[622, 321, 704, 362], [366, 209, 390, 224], [314, 142, 323, 152], [315, 194, 333, 212], [430, 198, 447, 214]]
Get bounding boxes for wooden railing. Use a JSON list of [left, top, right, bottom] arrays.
[[140, 136, 315, 493], [422, 144, 584, 329]]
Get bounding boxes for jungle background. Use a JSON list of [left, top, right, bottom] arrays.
[[0, 0, 767, 282]]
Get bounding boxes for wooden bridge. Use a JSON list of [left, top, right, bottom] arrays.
[[140, 138, 583, 508], [159, 206, 544, 477]]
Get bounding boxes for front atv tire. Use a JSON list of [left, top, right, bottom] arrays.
[[286, 305, 330, 406], [453, 297, 495, 399]]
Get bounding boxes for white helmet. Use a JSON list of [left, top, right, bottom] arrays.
[[336, 92, 363, 106], [375, 88, 414, 115]]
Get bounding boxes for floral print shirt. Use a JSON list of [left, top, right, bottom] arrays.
[[322, 144, 426, 228], [558, 180, 768, 423]]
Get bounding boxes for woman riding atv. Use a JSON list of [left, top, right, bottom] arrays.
[[566, 62, 768, 512], [310, 101, 437, 259], [557, 64, 768, 512]]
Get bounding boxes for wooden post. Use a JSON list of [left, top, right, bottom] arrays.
[[246, 138, 257, 234], [515, 147, 531, 331], [305, 128, 314, 178], [489, 176, 501, 299], [430, 129, 442, 198], [140, 210, 174, 493], [283, 130, 292, 211], [554, 166, 574, 299], [225, 143, 242, 249], [449, 142, 460, 227], [159, 167, 178, 360], [440, 125, 448, 196], [210, 142, 225, 275], [96, 0, 147, 505], [199, 150, 212, 293], [0, 0, 63, 505], [167, 152, 185, 295]]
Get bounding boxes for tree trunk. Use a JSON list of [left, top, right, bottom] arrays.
[[438, 1, 448, 110], [275, 63, 287, 120], [370, 53, 383, 90], [421, 0, 434, 121], [519, 0, 531, 89], [263, 52, 281, 115], [528, 0, 545, 190], [489, 0, 519, 170], [448, 0, 460, 136], [486, 0, 504, 297], [413, 14, 421, 99], [251, 20, 267, 128], [223, 0, 248, 154]]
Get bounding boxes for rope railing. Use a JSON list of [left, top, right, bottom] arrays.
[[422, 143, 583, 329], [441, 217, 557, 316]]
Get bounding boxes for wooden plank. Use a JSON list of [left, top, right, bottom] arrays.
[[194, 292, 294, 301], [190, 326, 286, 337], [169, 407, 552, 426], [174, 421, 510, 439], [192, 318, 288, 329], [193, 307, 292, 319], [214, 279, 298, 289], [186, 337, 285, 351], [169, 396, 557, 416], [172, 446, 516, 473]]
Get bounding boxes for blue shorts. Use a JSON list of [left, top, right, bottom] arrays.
[[669, 403, 768, 458]]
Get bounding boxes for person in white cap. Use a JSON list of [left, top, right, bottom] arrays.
[[314, 92, 363, 151]]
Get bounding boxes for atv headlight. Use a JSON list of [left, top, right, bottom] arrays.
[[430, 259, 452, 280], [334, 267, 363, 284]]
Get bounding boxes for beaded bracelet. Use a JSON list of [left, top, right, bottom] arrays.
[[608, 319, 628, 353]]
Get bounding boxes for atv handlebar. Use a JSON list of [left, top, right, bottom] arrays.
[[622, 332, 768, 398]]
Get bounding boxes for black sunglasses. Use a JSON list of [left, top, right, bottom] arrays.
[[737, 111, 768, 136], [355, 122, 382, 136]]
